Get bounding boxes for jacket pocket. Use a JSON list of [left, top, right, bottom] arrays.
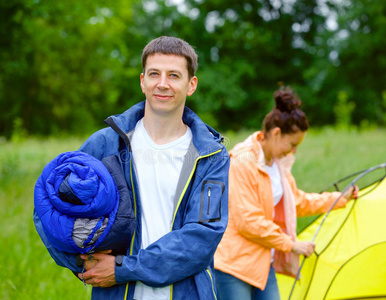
[[199, 180, 225, 223]]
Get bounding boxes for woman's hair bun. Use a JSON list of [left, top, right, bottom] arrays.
[[264, 84, 309, 133], [273, 86, 302, 113]]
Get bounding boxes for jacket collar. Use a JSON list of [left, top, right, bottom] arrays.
[[230, 131, 266, 171], [105, 101, 223, 156], [250, 131, 266, 171]]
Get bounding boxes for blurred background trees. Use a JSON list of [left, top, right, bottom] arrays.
[[1, 0, 385, 138]]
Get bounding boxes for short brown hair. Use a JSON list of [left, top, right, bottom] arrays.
[[141, 36, 198, 78]]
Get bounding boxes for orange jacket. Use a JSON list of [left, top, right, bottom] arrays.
[[214, 132, 346, 290]]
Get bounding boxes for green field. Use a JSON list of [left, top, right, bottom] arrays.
[[1, 128, 385, 299]]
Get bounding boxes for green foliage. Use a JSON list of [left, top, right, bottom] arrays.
[[0, 0, 385, 137], [0, 0, 143, 138], [11, 117, 28, 143], [333, 0, 386, 125], [333, 90, 356, 129]]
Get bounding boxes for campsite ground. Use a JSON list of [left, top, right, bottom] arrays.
[[1, 128, 385, 300]]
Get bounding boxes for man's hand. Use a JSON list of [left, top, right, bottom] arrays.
[[78, 252, 117, 288]]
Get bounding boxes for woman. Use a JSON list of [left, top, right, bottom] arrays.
[[214, 86, 358, 300]]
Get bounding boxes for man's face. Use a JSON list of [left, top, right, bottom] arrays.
[[140, 53, 197, 117]]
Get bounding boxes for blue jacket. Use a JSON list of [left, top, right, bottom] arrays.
[[33, 101, 230, 300]]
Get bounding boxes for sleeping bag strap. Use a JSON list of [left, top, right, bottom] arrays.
[[75, 254, 95, 286], [74, 255, 87, 286], [81, 265, 86, 286], [105, 117, 132, 152]]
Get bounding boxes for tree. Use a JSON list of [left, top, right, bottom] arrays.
[[0, 0, 142, 137], [0, 0, 384, 138]]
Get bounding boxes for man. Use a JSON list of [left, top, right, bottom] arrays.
[[34, 36, 230, 300]]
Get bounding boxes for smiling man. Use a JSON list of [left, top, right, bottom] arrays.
[[34, 36, 230, 300], [140, 50, 197, 144]]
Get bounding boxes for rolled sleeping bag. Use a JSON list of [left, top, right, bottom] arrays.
[[34, 151, 135, 254]]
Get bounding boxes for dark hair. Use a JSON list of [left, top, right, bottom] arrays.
[[263, 86, 309, 134], [141, 36, 198, 78]]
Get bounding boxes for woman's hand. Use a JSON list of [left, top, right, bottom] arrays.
[[342, 185, 359, 201], [291, 241, 315, 257]]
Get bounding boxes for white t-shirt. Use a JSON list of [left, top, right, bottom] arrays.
[[265, 161, 283, 260], [265, 161, 283, 209], [132, 119, 192, 300]]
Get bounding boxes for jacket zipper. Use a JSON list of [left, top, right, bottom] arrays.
[[129, 159, 137, 255], [206, 268, 217, 300], [106, 117, 138, 300], [124, 159, 137, 300]]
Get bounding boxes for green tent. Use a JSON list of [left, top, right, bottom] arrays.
[[277, 163, 386, 300]]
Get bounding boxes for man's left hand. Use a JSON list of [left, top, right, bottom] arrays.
[[78, 253, 117, 288]]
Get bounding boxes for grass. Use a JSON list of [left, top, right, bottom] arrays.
[[0, 136, 92, 300], [1, 128, 385, 299]]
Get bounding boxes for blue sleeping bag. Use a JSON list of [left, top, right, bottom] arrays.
[[34, 151, 135, 254]]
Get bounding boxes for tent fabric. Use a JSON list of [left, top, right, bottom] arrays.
[[277, 171, 386, 299], [34, 151, 135, 254]]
